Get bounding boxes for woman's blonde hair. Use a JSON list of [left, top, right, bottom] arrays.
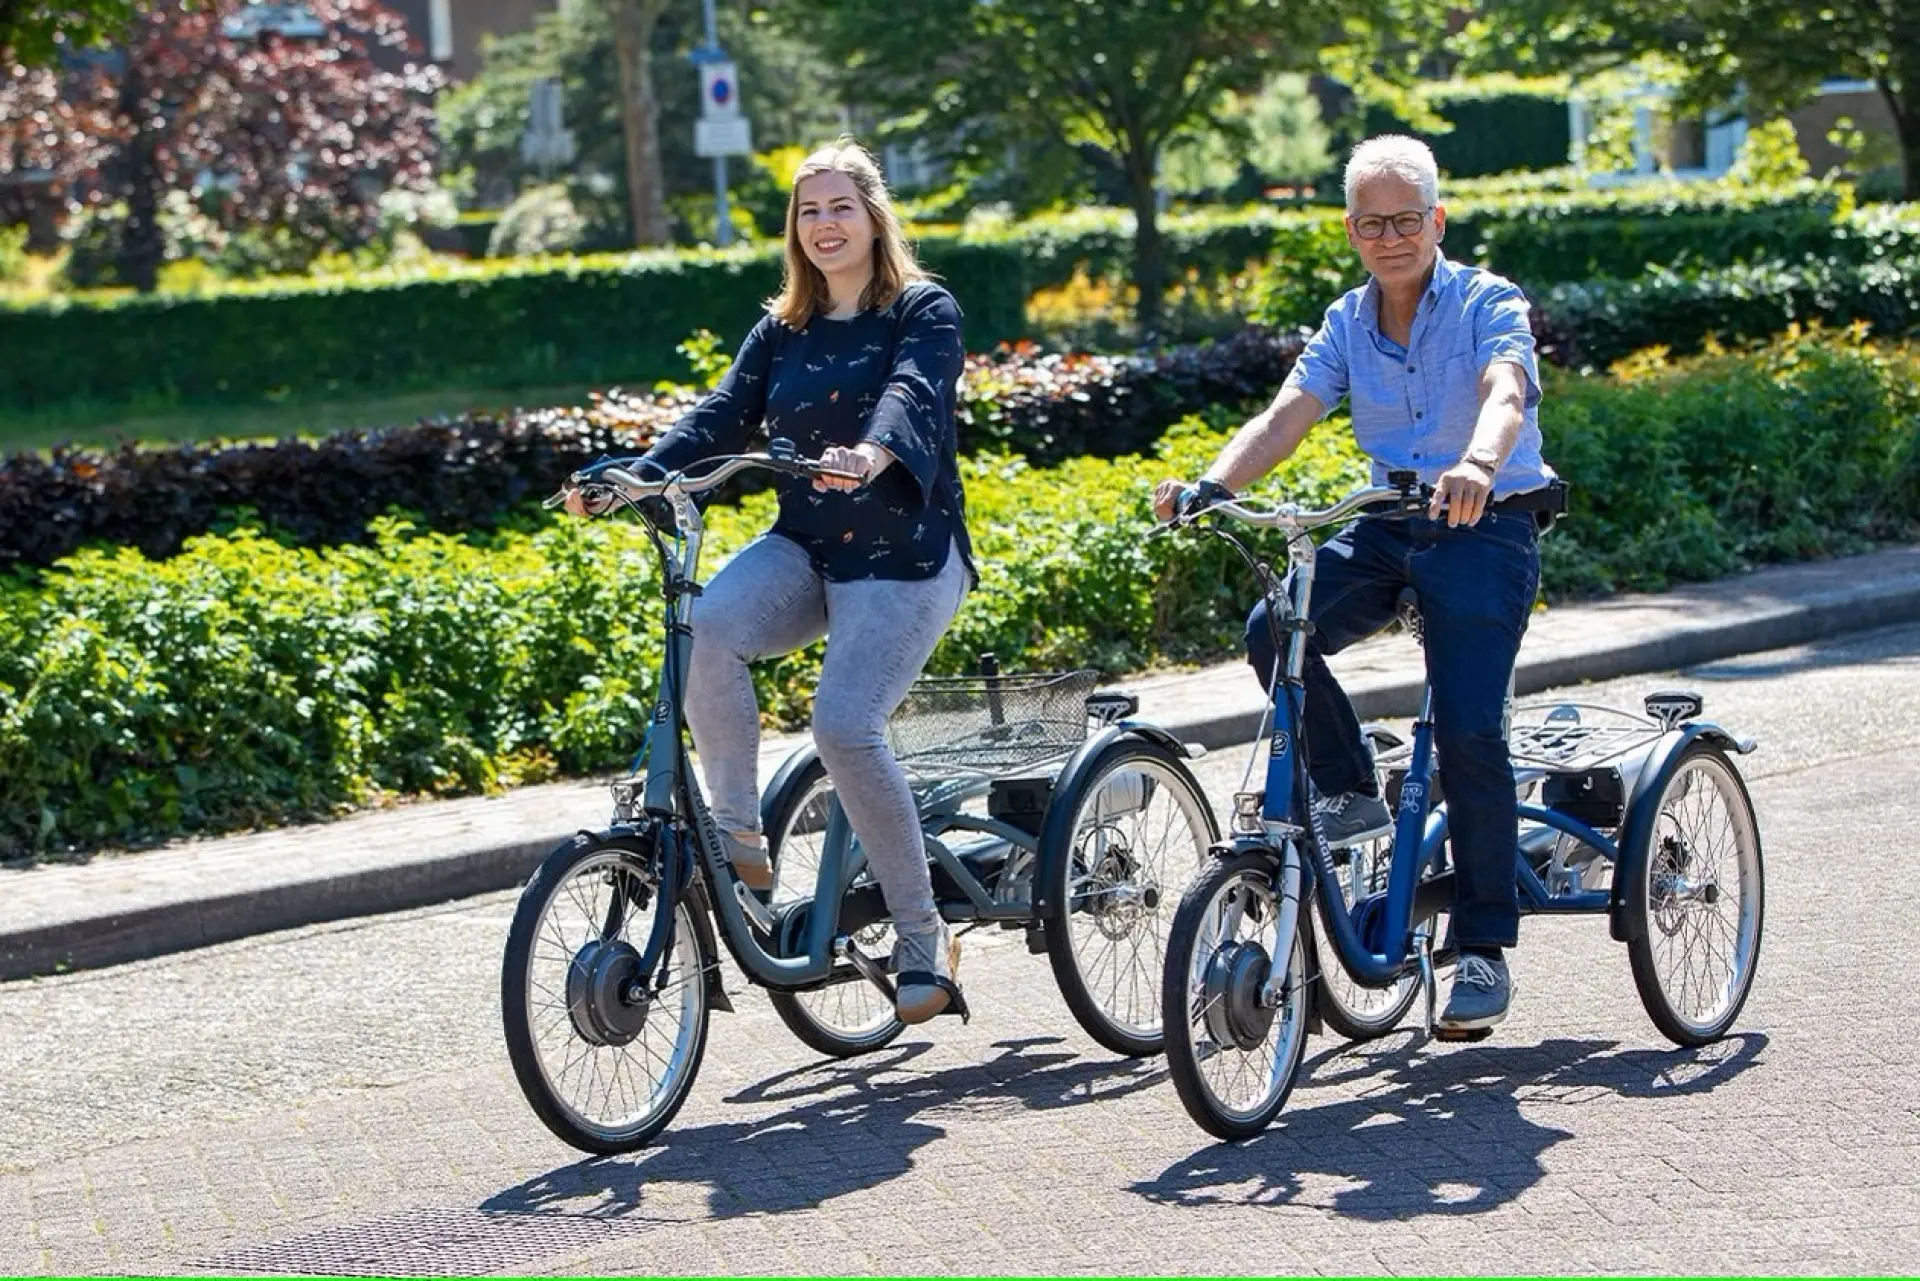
[[769, 138, 928, 328]]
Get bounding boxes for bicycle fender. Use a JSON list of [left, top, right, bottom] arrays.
[[759, 741, 823, 833], [1030, 724, 1217, 919], [1608, 723, 1747, 944], [1115, 718, 1208, 759], [678, 874, 735, 1014]]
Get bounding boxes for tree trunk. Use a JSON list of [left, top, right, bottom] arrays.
[[114, 58, 162, 293], [1124, 146, 1166, 338], [1898, 108, 1920, 201], [612, 0, 672, 247], [1890, 5, 1920, 201]]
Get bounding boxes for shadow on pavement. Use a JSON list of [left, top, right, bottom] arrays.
[[196, 1036, 1163, 1275], [191, 1031, 1765, 1275], [480, 1034, 1165, 1224], [1132, 1029, 1766, 1220]]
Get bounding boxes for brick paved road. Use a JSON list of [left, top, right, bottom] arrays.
[[4, 625, 1919, 1275]]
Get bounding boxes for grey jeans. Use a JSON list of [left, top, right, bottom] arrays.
[[684, 532, 969, 940]]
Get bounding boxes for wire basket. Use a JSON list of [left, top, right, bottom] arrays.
[[887, 669, 1100, 776]]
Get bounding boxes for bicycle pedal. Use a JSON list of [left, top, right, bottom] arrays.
[[1025, 926, 1048, 954], [1432, 1025, 1495, 1043]]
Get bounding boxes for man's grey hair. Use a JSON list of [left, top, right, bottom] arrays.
[[1344, 135, 1441, 209]]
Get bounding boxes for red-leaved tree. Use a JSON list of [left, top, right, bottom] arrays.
[[0, 0, 441, 290]]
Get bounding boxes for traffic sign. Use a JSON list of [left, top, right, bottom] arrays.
[[695, 116, 753, 158], [699, 60, 740, 119]]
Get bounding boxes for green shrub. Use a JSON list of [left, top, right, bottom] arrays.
[[1459, 206, 1837, 287], [5, 331, 1916, 859], [1442, 167, 1588, 199], [1541, 256, 1920, 367], [1538, 332, 1920, 594], [1443, 181, 1854, 286], [1, 327, 1308, 570], [1360, 86, 1572, 179], [487, 183, 588, 257], [0, 224, 27, 283], [0, 241, 1028, 411]]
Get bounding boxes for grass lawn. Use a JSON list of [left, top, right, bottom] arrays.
[[0, 381, 604, 456]]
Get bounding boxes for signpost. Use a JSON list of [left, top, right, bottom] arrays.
[[690, 0, 750, 247], [518, 77, 576, 180]]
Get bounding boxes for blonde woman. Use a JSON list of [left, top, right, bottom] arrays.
[[564, 140, 972, 1024]]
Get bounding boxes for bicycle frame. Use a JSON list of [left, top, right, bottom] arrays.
[[1220, 481, 1624, 995], [617, 484, 867, 992], [603, 461, 1058, 1002], [790, 769, 1046, 928], [551, 454, 881, 998]]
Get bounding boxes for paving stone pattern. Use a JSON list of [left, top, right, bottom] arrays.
[[3, 626, 1920, 1275]]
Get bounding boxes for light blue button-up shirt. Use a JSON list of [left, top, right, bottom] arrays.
[[1282, 252, 1556, 498]]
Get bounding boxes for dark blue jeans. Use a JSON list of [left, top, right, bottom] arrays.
[[1246, 512, 1541, 949]]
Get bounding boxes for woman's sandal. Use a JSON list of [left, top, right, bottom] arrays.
[[896, 933, 968, 1025], [722, 830, 773, 893]]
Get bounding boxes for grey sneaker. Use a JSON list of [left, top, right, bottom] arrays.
[[1439, 954, 1512, 1030], [1313, 790, 1393, 847]]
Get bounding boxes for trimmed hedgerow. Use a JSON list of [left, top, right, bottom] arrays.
[[1539, 254, 1920, 368], [4, 330, 1916, 859], [0, 327, 1309, 571], [0, 183, 1845, 412]]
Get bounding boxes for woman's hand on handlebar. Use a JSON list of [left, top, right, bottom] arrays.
[[814, 442, 891, 493], [558, 483, 618, 518]]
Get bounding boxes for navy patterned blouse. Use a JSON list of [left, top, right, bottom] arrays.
[[641, 281, 973, 584]]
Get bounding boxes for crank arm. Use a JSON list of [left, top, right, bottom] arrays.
[[834, 935, 898, 1003], [733, 879, 776, 936]]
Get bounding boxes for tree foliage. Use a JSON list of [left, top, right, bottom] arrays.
[[1161, 72, 1334, 199], [1455, 0, 1919, 197], [437, 0, 843, 246], [0, 0, 441, 288], [0, 0, 149, 66], [782, 0, 1335, 332]]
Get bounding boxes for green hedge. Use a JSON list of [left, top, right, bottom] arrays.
[[5, 330, 1916, 859], [0, 240, 1029, 411], [1541, 255, 1920, 367], [1, 184, 1850, 413], [1361, 92, 1571, 179]]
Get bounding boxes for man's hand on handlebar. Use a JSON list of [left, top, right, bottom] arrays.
[[1152, 477, 1235, 523], [1428, 458, 1494, 527]]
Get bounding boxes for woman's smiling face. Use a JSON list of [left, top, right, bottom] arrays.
[[794, 170, 875, 278]]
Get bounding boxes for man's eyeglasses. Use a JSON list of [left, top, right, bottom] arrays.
[[1350, 208, 1433, 240]]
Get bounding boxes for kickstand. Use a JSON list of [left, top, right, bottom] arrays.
[[1418, 931, 1437, 1037]]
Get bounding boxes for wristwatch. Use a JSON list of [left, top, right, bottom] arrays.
[[1462, 446, 1501, 478]]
